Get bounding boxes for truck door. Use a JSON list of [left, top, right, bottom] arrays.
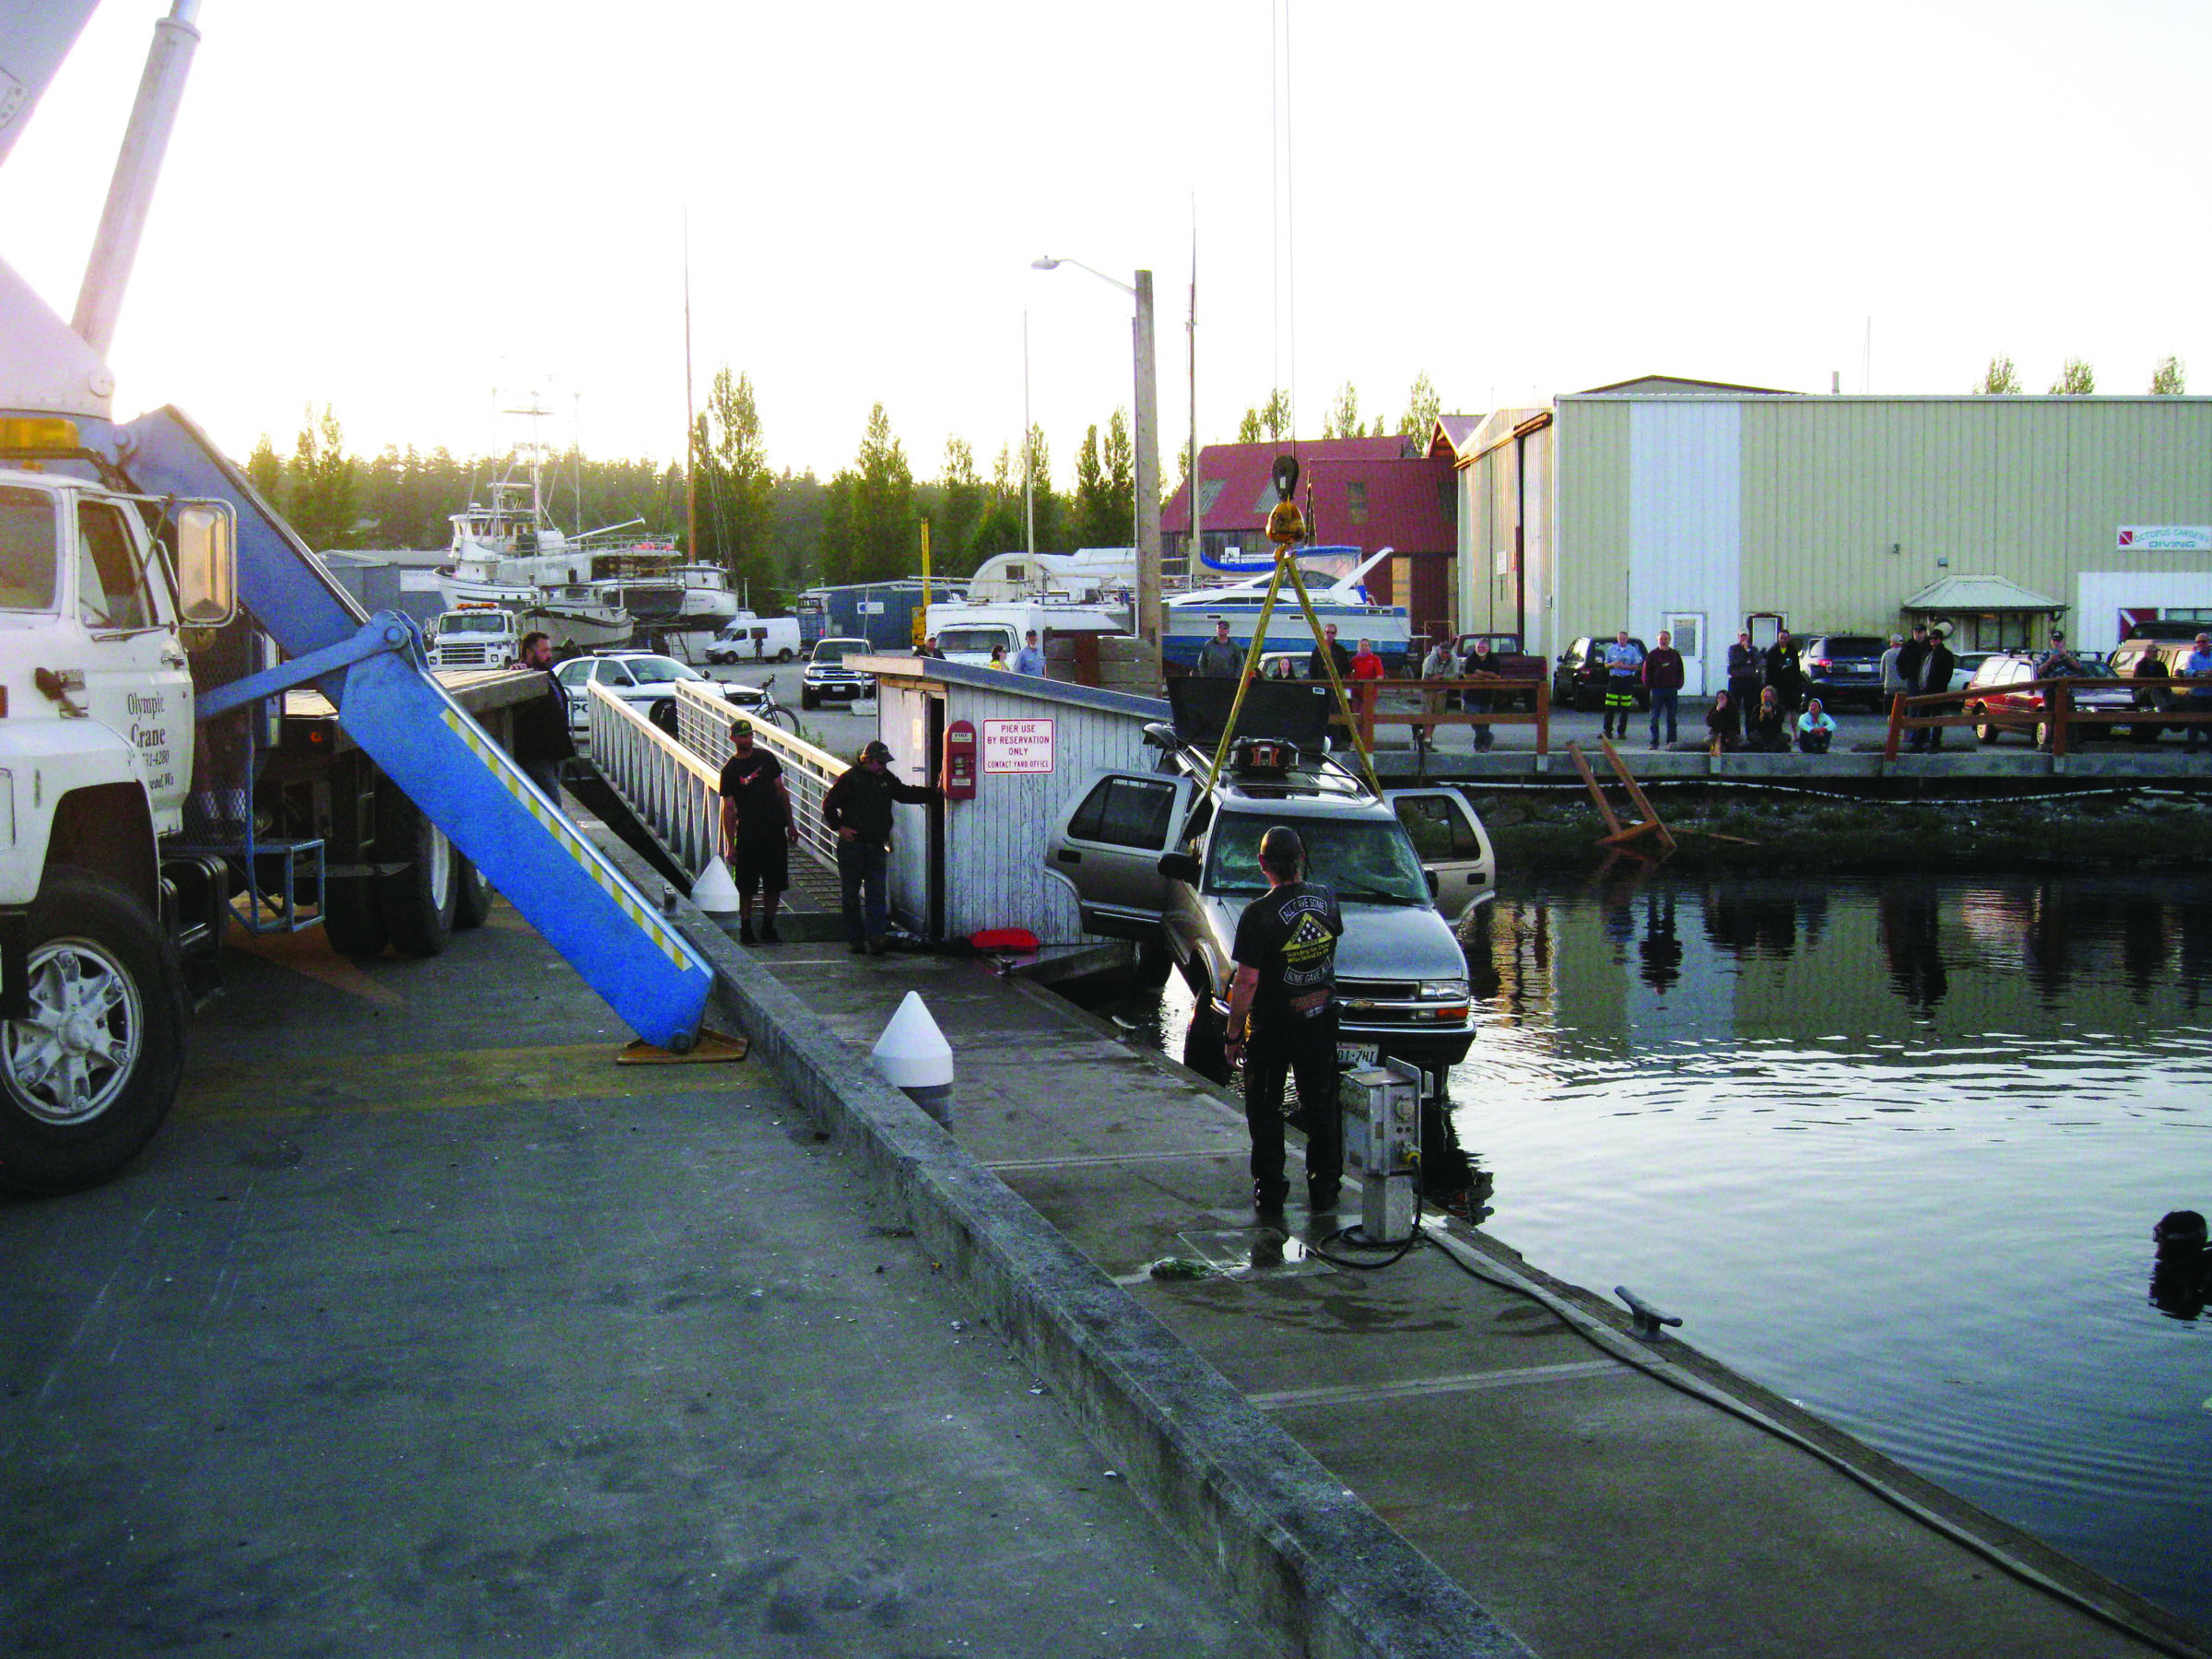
[[72, 494, 191, 829], [1043, 771, 1194, 940], [1383, 788, 1495, 917]]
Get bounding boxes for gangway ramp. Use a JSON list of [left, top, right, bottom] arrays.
[[105, 405, 713, 1052]]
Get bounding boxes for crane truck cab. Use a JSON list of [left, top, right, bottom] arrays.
[[1044, 678, 1492, 1097], [0, 430, 238, 1194]]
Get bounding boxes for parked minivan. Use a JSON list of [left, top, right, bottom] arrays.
[[1045, 679, 1491, 1095]]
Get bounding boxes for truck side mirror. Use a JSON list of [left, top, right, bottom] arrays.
[[174, 500, 237, 630], [1158, 852, 1202, 884], [1425, 869, 1440, 896]]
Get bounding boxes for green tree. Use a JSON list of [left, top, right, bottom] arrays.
[[1973, 356, 2021, 394], [1103, 408, 1135, 540], [246, 433, 285, 513], [2050, 358, 2095, 394], [1321, 381, 1362, 440], [1026, 424, 1063, 550], [697, 367, 778, 607], [1238, 388, 1291, 443], [818, 404, 916, 584], [2150, 355, 2186, 394], [935, 438, 984, 573], [1398, 371, 1441, 442], [968, 444, 1026, 560], [289, 404, 358, 549], [1073, 423, 1121, 547]]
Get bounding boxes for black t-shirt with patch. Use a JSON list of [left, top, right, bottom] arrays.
[[718, 747, 787, 841], [1231, 880, 1344, 1040]]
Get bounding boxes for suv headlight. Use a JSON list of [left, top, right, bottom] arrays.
[[1419, 979, 1469, 1000]]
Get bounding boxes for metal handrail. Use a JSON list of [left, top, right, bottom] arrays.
[[585, 680, 728, 877], [672, 679, 848, 870]]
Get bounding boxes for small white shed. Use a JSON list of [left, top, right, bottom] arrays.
[[853, 657, 1167, 946]]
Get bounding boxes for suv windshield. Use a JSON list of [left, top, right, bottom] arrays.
[[1203, 811, 1430, 905], [0, 486, 58, 611], [813, 640, 866, 664]]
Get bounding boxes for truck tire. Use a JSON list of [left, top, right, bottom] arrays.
[[453, 854, 495, 930], [380, 791, 457, 958], [0, 867, 188, 1196], [1183, 997, 1230, 1085], [777, 648, 794, 663]]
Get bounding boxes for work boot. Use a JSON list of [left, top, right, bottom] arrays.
[[1253, 1182, 1287, 1220], [759, 922, 782, 945], [738, 919, 757, 945], [865, 936, 888, 957], [1308, 1182, 1341, 1214]]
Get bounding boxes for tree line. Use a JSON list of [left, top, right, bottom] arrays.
[[1973, 354, 2186, 394]]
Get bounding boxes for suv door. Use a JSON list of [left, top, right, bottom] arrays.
[[1044, 771, 1196, 940], [1384, 788, 1495, 915]]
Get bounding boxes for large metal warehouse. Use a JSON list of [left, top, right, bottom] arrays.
[[1451, 376, 2212, 694]]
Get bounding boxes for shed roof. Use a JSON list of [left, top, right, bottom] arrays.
[[1577, 373, 1795, 396], [1430, 415, 1483, 460], [1162, 437, 1408, 535], [1900, 574, 2065, 613]]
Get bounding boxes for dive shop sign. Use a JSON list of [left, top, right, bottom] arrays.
[[2117, 525, 2212, 552], [981, 718, 1053, 774]]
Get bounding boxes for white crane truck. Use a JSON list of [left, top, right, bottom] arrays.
[[0, 1, 716, 1194]]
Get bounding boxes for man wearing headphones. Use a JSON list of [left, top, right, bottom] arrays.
[[1223, 825, 1345, 1218]]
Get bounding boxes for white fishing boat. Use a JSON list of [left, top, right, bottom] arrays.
[[588, 539, 738, 661], [1160, 546, 1410, 672], [435, 459, 639, 650]]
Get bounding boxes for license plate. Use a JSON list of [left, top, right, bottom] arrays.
[[1336, 1043, 1379, 1067]]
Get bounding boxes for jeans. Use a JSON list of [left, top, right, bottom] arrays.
[[1648, 688, 1678, 745], [521, 758, 565, 804], [1243, 1019, 1343, 1200], [836, 838, 889, 944]]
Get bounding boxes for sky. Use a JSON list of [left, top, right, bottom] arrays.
[[5, 0, 2209, 500]]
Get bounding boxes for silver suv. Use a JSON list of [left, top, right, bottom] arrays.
[[1045, 681, 1492, 1093]]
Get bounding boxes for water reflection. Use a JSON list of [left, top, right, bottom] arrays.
[[1878, 886, 1947, 1016], [2150, 1210, 2209, 1323]]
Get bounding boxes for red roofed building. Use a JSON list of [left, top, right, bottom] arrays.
[[1161, 436, 1461, 647]]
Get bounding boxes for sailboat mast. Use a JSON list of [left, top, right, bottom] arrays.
[[683, 216, 698, 563]]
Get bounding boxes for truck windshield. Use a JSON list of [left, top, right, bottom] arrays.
[[1203, 812, 1430, 906], [814, 640, 865, 663], [446, 614, 510, 634], [938, 628, 1012, 654], [0, 487, 58, 611]]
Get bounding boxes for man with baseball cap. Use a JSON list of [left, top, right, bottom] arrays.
[[718, 718, 799, 945], [820, 738, 941, 954]]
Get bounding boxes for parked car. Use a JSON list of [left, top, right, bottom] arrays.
[[1452, 631, 1545, 710], [555, 650, 732, 736], [1553, 636, 1651, 712], [1044, 680, 1491, 1095], [1799, 633, 1888, 712], [800, 636, 877, 710], [1947, 652, 1993, 694], [1962, 652, 2136, 747]]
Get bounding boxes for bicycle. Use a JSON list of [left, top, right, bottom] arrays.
[[735, 677, 799, 734]]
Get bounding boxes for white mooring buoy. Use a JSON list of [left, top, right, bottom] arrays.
[[690, 856, 741, 915], [871, 991, 955, 1127]]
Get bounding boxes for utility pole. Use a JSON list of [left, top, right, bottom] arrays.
[[1133, 269, 1162, 653], [1022, 311, 1036, 557]]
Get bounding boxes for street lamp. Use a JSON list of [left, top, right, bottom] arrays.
[[1032, 254, 1163, 659]]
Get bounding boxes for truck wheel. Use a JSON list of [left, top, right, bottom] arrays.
[[777, 648, 794, 663], [0, 867, 187, 1196], [380, 792, 457, 958], [801, 689, 818, 711], [453, 854, 495, 930]]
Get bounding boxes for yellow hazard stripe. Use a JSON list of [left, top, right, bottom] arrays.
[[439, 710, 695, 970]]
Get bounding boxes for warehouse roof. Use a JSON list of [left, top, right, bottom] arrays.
[[1900, 574, 2065, 613]]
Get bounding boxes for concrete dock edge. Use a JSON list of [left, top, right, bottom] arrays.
[[606, 850, 1533, 1659]]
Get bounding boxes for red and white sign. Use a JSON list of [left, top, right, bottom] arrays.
[[981, 717, 1054, 774]]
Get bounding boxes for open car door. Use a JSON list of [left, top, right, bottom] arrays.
[[1044, 771, 1196, 940], [1384, 788, 1496, 916]]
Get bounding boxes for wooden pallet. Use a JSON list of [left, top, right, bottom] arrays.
[[1566, 738, 1677, 856]]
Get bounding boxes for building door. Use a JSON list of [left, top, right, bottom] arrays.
[[1663, 611, 1706, 695]]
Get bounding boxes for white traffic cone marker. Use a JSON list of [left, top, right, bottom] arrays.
[[871, 991, 956, 1126], [690, 856, 741, 915]]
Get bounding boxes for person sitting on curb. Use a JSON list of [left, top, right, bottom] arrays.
[[1705, 690, 1737, 755], [1745, 685, 1790, 752], [1795, 696, 1838, 754]]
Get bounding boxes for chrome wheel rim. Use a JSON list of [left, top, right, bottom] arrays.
[[3, 937, 144, 1125], [427, 823, 453, 911]]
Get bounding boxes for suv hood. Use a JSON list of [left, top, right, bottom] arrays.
[[1201, 892, 1466, 981]]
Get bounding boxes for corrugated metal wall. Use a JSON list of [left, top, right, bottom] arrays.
[[1552, 394, 2212, 646]]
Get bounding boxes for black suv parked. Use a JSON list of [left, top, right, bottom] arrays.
[[1553, 635, 1651, 712], [1800, 633, 1889, 712]]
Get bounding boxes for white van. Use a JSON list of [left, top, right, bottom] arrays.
[[705, 612, 802, 664], [923, 599, 1128, 666]]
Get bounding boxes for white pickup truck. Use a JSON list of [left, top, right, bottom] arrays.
[[426, 607, 519, 669]]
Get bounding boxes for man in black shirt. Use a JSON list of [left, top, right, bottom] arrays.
[[820, 739, 939, 955], [718, 718, 799, 945], [1224, 825, 1345, 1217], [1307, 623, 1352, 683], [511, 630, 575, 803]]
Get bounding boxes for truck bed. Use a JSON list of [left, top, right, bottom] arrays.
[[281, 667, 542, 754]]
